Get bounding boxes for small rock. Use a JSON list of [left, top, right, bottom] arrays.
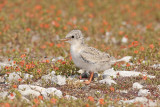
[[0, 91, 8, 99], [18, 84, 43, 97], [18, 84, 31, 90], [56, 75, 66, 85], [41, 87, 62, 98], [32, 80, 42, 86], [52, 56, 64, 62], [103, 69, 155, 79], [50, 71, 56, 75], [0, 76, 5, 84], [5, 72, 33, 83], [151, 64, 160, 69], [121, 97, 148, 104], [138, 89, 150, 97], [41, 72, 57, 84], [77, 69, 85, 74], [99, 76, 117, 86], [103, 68, 116, 78], [18, 84, 46, 92], [121, 97, 157, 107], [121, 37, 128, 43], [132, 97, 148, 103], [132, 82, 143, 89], [65, 95, 77, 100], [23, 73, 33, 80], [19, 89, 40, 97], [158, 85, 160, 91], [41, 71, 66, 85], [29, 85, 46, 92], [18, 84, 62, 99], [6, 72, 21, 83], [79, 80, 84, 82], [119, 90, 128, 94], [102, 75, 108, 79]]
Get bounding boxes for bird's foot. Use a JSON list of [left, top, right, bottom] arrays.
[[84, 72, 94, 85], [84, 80, 91, 85]]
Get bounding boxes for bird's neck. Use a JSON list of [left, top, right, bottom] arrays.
[[70, 41, 85, 52], [71, 42, 83, 48]]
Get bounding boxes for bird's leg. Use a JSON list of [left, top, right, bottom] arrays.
[[79, 75, 82, 79], [84, 72, 94, 84]]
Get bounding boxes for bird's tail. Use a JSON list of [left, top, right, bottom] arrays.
[[110, 56, 132, 64]]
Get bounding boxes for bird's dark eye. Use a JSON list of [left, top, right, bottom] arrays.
[[71, 35, 74, 38]]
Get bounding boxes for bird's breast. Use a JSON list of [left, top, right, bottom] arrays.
[[70, 45, 84, 68]]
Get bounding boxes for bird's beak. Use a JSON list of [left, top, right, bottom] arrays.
[[60, 38, 70, 42]]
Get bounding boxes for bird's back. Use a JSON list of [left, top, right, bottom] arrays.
[[80, 46, 113, 64], [78, 46, 115, 72]]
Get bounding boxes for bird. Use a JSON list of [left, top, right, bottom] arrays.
[[61, 30, 131, 84]]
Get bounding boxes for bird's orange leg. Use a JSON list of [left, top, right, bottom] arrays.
[[79, 75, 82, 79], [84, 72, 94, 85]]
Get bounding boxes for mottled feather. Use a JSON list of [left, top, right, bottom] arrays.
[[80, 46, 111, 64]]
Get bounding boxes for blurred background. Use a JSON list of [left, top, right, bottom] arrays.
[[0, 1, 160, 105], [0, 0, 160, 58]]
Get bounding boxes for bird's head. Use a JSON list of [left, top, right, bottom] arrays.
[[61, 30, 84, 45]]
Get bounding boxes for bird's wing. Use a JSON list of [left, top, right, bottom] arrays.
[[80, 47, 111, 64]]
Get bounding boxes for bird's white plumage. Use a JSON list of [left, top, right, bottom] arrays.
[[65, 30, 130, 73]]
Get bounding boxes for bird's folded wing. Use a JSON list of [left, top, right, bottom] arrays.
[[80, 47, 111, 64]]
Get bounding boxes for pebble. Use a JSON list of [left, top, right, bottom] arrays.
[[56, 75, 66, 85], [99, 77, 117, 86], [18, 84, 62, 99], [138, 89, 150, 97], [65, 95, 77, 100], [132, 82, 143, 89]]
